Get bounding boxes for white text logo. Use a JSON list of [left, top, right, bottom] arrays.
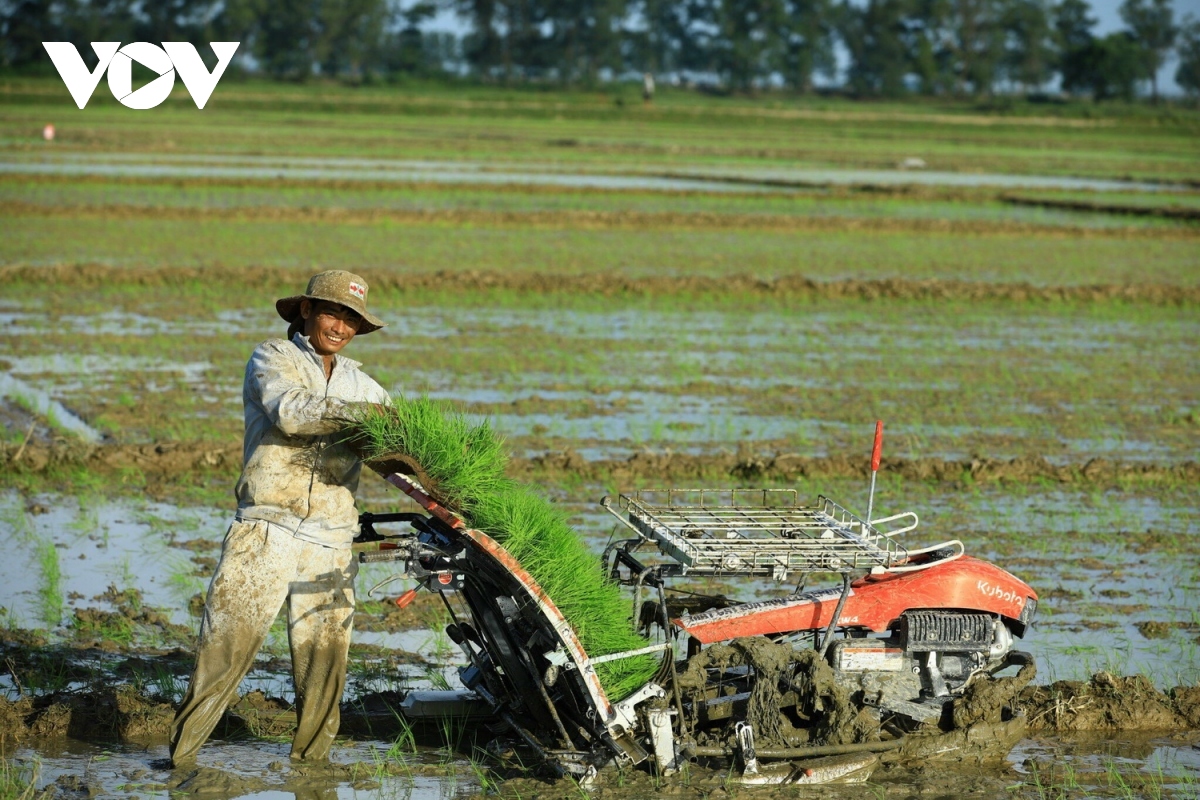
[[42, 42, 240, 110], [977, 580, 1022, 608]]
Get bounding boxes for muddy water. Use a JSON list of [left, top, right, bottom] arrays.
[[0, 153, 1175, 192], [0, 155, 778, 194], [0, 373, 102, 443], [11, 738, 486, 799], [654, 164, 1174, 192], [392, 304, 1196, 462]]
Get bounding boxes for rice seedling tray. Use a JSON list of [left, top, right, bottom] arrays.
[[605, 489, 919, 578]]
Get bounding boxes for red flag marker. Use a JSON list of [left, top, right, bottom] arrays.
[[866, 420, 883, 525]]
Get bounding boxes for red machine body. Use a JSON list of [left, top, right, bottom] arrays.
[[675, 556, 1038, 644]]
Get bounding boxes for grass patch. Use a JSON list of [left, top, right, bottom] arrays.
[[0, 757, 46, 800], [352, 397, 658, 700]]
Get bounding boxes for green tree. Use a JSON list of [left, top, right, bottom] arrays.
[[134, 0, 224, 44], [840, 0, 912, 96], [227, 0, 318, 80], [1, 0, 60, 68], [712, 0, 786, 91], [380, 2, 442, 76], [314, 0, 389, 79], [1119, 0, 1176, 101], [1000, 0, 1055, 91], [548, 0, 625, 84], [779, 0, 837, 91], [455, 0, 504, 76], [945, 0, 1005, 95], [55, 0, 138, 47], [907, 0, 955, 95], [1054, 0, 1095, 94], [630, 0, 692, 73], [1177, 15, 1200, 96], [1084, 30, 1142, 99]]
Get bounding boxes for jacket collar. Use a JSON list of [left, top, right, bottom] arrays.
[[290, 332, 362, 371]]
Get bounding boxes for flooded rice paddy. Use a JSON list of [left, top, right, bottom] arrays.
[[1, 107, 1198, 796], [2, 297, 1195, 464], [0, 482, 1195, 800], [3, 288, 1198, 799], [0, 152, 1179, 193], [2, 483, 1199, 798]]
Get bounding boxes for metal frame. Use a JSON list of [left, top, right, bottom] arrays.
[[603, 490, 916, 578]]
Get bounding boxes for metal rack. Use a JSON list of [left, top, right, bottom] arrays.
[[603, 489, 919, 578]]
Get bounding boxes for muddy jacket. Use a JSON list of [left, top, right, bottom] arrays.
[[234, 333, 389, 548]]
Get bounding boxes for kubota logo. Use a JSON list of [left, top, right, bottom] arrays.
[[42, 42, 240, 109], [977, 580, 1022, 608]]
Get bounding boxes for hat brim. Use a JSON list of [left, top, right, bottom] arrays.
[[276, 295, 385, 335]]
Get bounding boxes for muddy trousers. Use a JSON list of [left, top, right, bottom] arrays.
[[169, 520, 358, 765]]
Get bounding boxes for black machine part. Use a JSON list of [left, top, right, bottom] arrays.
[[829, 610, 1017, 722]]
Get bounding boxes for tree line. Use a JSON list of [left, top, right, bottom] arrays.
[[3, 0, 1198, 99]]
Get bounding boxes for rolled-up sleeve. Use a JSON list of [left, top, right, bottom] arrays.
[[249, 342, 361, 436]]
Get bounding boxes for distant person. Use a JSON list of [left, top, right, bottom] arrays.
[[169, 270, 389, 766], [643, 72, 655, 103]]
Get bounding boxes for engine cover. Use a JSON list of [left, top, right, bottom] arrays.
[[674, 556, 1038, 644]]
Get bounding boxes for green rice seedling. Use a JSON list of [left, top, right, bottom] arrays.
[[466, 748, 499, 794], [387, 707, 418, 758], [352, 396, 509, 510], [469, 485, 659, 698], [422, 666, 452, 692], [351, 399, 659, 701], [34, 540, 63, 629], [0, 503, 36, 544], [150, 663, 185, 704]]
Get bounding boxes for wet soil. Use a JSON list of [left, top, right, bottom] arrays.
[[6, 439, 1195, 496], [0, 685, 174, 743], [3, 671, 1195, 798], [1021, 672, 1200, 732], [5, 264, 1200, 304], [3, 669, 1194, 745], [353, 592, 448, 634]]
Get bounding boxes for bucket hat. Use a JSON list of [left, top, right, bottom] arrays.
[[276, 270, 385, 335]]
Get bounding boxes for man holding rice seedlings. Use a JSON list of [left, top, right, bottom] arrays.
[[169, 270, 389, 767]]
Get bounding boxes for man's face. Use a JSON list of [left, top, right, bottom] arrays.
[[301, 299, 362, 357]]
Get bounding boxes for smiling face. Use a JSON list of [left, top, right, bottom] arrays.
[[300, 299, 362, 358]]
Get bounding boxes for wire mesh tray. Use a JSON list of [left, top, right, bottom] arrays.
[[608, 489, 914, 577]]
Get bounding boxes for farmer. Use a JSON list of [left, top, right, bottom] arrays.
[[169, 270, 389, 766]]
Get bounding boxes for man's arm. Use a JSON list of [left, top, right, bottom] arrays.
[[249, 341, 364, 436]]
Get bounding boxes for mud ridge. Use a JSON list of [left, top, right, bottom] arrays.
[[2, 199, 1196, 240], [0, 685, 174, 743], [512, 449, 1200, 487], [3, 264, 1198, 306], [4, 440, 1198, 489], [1001, 193, 1200, 221], [1021, 673, 1200, 731]]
